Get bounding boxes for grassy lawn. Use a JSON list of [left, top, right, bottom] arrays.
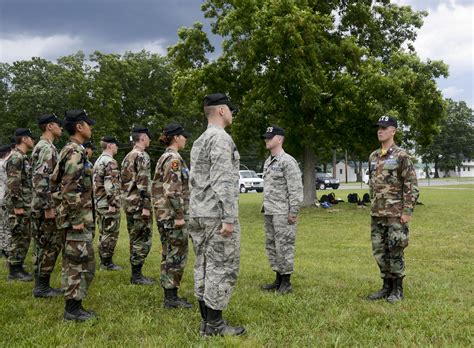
[[0, 185, 473, 347]]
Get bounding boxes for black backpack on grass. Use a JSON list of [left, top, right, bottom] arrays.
[[347, 193, 359, 203]]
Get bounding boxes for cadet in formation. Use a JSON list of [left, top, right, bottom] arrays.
[[367, 115, 418, 304], [152, 123, 192, 309], [30, 114, 64, 297], [0, 143, 12, 258], [93, 136, 122, 271], [260, 125, 303, 294], [5, 128, 36, 281], [121, 126, 155, 285], [188, 93, 245, 337], [51, 109, 97, 321]]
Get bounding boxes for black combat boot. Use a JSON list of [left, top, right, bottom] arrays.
[[367, 278, 393, 301], [261, 272, 282, 291], [163, 288, 193, 309], [130, 263, 155, 285], [278, 274, 293, 294], [204, 307, 246, 337], [33, 274, 62, 298], [387, 277, 404, 303], [64, 299, 95, 322], [198, 300, 207, 336], [100, 256, 123, 271], [7, 264, 33, 282]]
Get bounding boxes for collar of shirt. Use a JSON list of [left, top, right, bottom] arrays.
[[207, 123, 224, 130]]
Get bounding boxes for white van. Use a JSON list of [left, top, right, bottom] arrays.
[[239, 170, 264, 193]]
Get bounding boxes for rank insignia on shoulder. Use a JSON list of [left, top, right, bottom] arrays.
[[170, 159, 180, 171]]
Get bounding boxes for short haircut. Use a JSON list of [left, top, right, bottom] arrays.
[[204, 105, 219, 118], [64, 120, 85, 136], [132, 132, 144, 143], [100, 141, 115, 150], [39, 124, 48, 133], [15, 136, 23, 145]]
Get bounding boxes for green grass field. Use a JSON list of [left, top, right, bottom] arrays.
[[1, 185, 473, 347]]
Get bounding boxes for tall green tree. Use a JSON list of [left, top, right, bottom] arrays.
[[169, 0, 447, 205], [418, 99, 474, 177]]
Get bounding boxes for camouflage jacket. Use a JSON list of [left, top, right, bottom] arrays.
[[0, 157, 8, 206], [31, 137, 58, 212], [368, 145, 419, 217], [5, 148, 32, 212], [152, 148, 190, 221], [50, 138, 93, 229], [121, 147, 151, 213], [189, 124, 240, 223], [93, 152, 121, 210], [263, 150, 303, 216]]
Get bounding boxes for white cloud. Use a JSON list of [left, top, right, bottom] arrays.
[[0, 34, 83, 63], [396, 0, 473, 72], [441, 85, 465, 99]]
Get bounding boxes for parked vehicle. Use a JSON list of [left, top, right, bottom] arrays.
[[239, 170, 264, 193], [316, 172, 340, 190]]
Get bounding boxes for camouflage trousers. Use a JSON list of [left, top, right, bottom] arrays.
[[264, 214, 296, 275], [97, 209, 121, 259], [7, 212, 31, 266], [157, 219, 189, 289], [126, 212, 152, 266], [188, 217, 240, 311], [61, 228, 96, 300], [0, 205, 11, 254], [371, 217, 409, 279], [31, 212, 64, 277]]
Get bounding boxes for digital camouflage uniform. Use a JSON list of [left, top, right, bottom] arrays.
[[368, 145, 418, 279], [93, 152, 121, 260], [189, 124, 241, 311], [121, 147, 152, 266], [262, 151, 303, 275], [5, 148, 32, 266], [152, 148, 190, 290], [51, 139, 95, 301], [0, 156, 11, 255], [31, 137, 63, 277]]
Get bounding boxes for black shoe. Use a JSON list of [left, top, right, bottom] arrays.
[[261, 272, 281, 291], [163, 288, 192, 309], [278, 274, 292, 294], [7, 264, 33, 282], [387, 277, 404, 304], [100, 257, 123, 271], [367, 278, 393, 301], [204, 307, 246, 337], [198, 300, 207, 336], [64, 299, 95, 322], [33, 274, 62, 298], [130, 264, 155, 285]]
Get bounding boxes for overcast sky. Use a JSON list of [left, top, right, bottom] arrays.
[[0, 0, 472, 106]]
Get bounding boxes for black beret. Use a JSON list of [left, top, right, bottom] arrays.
[[14, 128, 36, 139], [203, 93, 238, 112], [132, 125, 152, 138], [375, 115, 398, 128], [0, 144, 12, 154], [64, 109, 96, 125], [163, 122, 191, 138], [82, 141, 96, 150], [38, 114, 64, 126], [100, 135, 120, 145], [261, 125, 285, 139]]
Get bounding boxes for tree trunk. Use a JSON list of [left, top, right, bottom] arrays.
[[434, 158, 439, 178], [344, 149, 348, 183], [302, 146, 316, 206], [356, 160, 362, 182], [332, 149, 337, 178]]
